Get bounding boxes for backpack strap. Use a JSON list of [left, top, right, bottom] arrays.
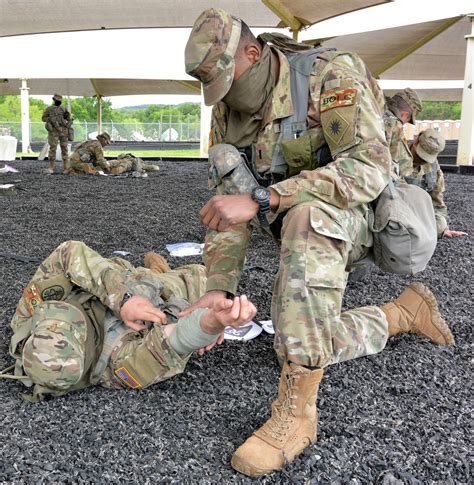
[[270, 48, 336, 177]]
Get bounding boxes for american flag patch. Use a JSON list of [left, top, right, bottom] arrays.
[[115, 367, 142, 389]]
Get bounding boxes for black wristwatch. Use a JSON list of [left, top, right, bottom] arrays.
[[119, 292, 133, 309], [251, 186, 271, 226]]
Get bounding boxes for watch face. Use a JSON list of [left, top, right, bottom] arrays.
[[254, 188, 269, 201]]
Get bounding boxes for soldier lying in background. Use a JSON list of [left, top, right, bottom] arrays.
[[3, 241, 256, 402], [107, 153, 160, 178]]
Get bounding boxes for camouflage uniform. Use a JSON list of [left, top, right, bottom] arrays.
[[187, 15, 393, 368], [404, 129, 448, 237], [42, 102, 70, 169], [70, 140, 110, 174], [383, 89, 422, 177], [10, 241, 207, 400], [107, 153, 159, 177], [185, 11, 454, 476], [384, 111, 412, 177]]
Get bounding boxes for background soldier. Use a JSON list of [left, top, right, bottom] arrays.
[[69, 132, 112, 174], [406, 129, 467, 238], [384, 88, 422, 177], [6, 241, 256, 402], [107, 153, 160, 177], [184, 9, 454, 476], [41, 94, 71, 174]]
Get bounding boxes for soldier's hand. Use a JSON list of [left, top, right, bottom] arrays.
[[199, 295, 257, 335], [200, 194, 259, 231], [120, 295, 167, 332], [178, 290, 228, 318], [196, 295, 257, 356], [443, 229, 468, 238]]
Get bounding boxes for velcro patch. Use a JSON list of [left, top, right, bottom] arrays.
[[23, 284, 43, 315], [115, 367, 142, 389], [320, 88, 357, 113]]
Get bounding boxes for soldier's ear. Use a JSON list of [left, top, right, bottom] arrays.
[[244, 43, 261, 64]]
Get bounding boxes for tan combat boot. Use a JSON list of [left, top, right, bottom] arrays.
[[143, 164, 160, 172], [231, 362, 323, 477], [62, 158, 70, 174], [144, 252, 172, 274], [45, 159, 55, 174], [381, 282, 454, 345]]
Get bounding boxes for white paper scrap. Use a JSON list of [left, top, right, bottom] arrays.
[[224, 321, 263, 341], [166, 242, 204, 257], [260, 320, 275, 335]]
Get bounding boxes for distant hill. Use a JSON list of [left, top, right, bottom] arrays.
[[117, 103, 199, 112], [116, 104, 150, 112]]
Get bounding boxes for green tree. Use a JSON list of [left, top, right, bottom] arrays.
[[70, 97, 113, 121], [419, 101, 462, 120]]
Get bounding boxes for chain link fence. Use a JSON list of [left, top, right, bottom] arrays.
[[0, 121, 201, 143]]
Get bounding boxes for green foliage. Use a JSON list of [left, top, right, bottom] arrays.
[[419, 101, 462, 120], [70, 97, 114, 121], [0, 96, 201, 125]]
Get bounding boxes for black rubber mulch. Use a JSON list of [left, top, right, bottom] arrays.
[[0, 160, 472, 483]]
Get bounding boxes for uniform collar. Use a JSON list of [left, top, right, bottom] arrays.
[[262, 47, 293, 126]]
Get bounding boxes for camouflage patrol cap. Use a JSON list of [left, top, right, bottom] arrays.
[[52, 94, 63, 101], [185, 8, 242, 106], [97, 132, 111, 143], [22, 301, 92, 391], [393, 88, 422, 124], [415, 129, 445, 163]]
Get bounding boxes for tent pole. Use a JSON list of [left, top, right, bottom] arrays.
[[97, 95, 102, 134], [20, 78, 30, 154], [199, 87, 212, 158], [457, 14, 474, 166]]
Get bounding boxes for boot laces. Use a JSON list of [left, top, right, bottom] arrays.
[[264, 371, 300, 442]]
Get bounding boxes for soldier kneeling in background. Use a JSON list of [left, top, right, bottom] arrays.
[[69, 132, 112, 175]]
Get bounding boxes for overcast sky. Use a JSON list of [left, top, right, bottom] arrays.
[[2, 0, 471, 108]]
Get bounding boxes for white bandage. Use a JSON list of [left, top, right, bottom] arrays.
[[169, 308, 218, 356]]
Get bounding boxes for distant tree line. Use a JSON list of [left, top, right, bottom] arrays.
[[0, 96, 201, 124], [0, 95, 464, 123]]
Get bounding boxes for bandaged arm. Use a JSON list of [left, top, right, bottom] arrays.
[[168, 308, 221, 356]]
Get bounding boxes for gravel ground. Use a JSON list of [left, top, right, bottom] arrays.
[[0, 160, 472, 483]]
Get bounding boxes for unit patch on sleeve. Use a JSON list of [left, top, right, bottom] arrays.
[[23, 283, 43, 315], [115, 367, 142, 389], [320, 88, 357, 113]]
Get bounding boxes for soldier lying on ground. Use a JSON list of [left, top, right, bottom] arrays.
[[106, 153, 160, 178], [405, 129, 467, 238], [4, 241, 256, 402]]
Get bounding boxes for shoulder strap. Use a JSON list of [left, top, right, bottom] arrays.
[[270, 47, 335, 177]]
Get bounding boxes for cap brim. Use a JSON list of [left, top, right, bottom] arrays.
[[415, 144, 437, 163], [202, 61, 235, 106]]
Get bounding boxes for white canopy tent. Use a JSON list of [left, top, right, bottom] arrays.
[[0, 0, 388, 37], [0, 78, 201, 97]]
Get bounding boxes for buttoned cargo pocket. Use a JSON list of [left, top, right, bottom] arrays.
[[305, 206, 351, 289]]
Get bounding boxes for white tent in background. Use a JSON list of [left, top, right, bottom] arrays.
[[0, 0, 388, 37]]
